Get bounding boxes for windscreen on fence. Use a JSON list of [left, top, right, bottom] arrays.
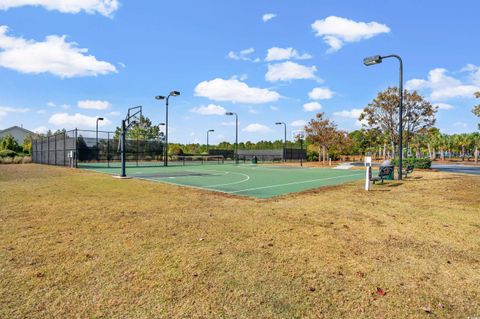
[[236, 148, 306, 163], [31, 129, 165, 168]]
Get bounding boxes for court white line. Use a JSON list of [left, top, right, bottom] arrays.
[[241, 165, 334, 172], [138, 169, 229, 180], [132, 176, 233, 195], [228, 172, 364, 194], [204, 172, 250, 188]]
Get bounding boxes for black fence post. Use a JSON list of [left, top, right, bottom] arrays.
[[54, 134, 57, 165], [63, 132, 66, 167], [75, 128, 78, 168], [107, 132, 110, 168], [47, 135, 50, 165], [136, 137, 139, 167]]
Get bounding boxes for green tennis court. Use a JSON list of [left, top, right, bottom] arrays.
[[81, 163, 366, 198]]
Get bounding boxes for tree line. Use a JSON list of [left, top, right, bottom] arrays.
[[304, 88, 480, 163]]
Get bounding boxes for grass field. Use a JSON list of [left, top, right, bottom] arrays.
[[1, 164, 480, 318], [80, 163, 367, 198]]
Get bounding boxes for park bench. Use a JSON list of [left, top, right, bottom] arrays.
[[371, 166, 393, 184], [404, 164, 414, 177]]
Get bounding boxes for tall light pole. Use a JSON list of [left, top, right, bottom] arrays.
[[96, 117, 104, 161], [363, 54, 404, 180], [155, 91, 180, 167], [159, 122, 165, 162], [206, 129, 215, 153], [275, 122, 287, 162], [225, 112, 238, 164]]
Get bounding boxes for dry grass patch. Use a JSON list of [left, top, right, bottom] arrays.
[[1, 164, 479, 318]]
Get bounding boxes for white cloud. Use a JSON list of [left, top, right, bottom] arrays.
[[47, 101, 56, 107], [33, 126, 48, 134], [461, 64, 480, 85], [311, 16, 390, 53], [221, 121, 237, 126], [308, 87, 334, 100], [0, 0, 119, 17], [434, 103, 454, 110], [270, 106, 278, 111], [36, 109, 46, 114], [406, 68, 479, 101], [453, 122, 468, 128], [265, 47, 312, 62], [109, 111, 120, 116], [248, 107, 260, 114], [0, 105, 29, 120], [291, 120, 306, 127], [60, 104, 71, 109], [230, 74, 248, 81], [0, 106, 29, 113], [48, 113, 111, 128], [266, 61, 318, 82], [303, 102, 322, 112], [333, 108, 363, 119], [243, 123, 271, 133], [77, 100, 111, 110], [190, 104, 226, 115], [227, 48, 259, 62], [195, 78, 281, 104], [333, 108, 365, 127], [263, 13, 276, 22], [0, 26, 117, 78]]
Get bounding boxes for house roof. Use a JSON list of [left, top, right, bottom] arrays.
[[0, 126, 35, 135]]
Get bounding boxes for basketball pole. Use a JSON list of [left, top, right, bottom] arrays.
[[120, 119, 126, 177], [117, 105, 142, 179], [300, 138, 303, 167]]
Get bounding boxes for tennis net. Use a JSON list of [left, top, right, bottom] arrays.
[[170, 155, 225, 165]]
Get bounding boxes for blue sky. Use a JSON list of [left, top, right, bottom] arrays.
[[0, 0, 479, 143]]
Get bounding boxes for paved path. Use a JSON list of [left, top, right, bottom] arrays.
[[349, 162, 480, 175], [432, 164, 480, 175]]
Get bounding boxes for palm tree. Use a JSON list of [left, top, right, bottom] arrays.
[[410, 133, 426, 158], [456, 134, 471, 161], [444, 134, 455, 160], [470, 132, 479, 164], [437, 134, 449, 161]]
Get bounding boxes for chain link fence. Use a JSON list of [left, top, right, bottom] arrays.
[[32, 129, 164, 168]]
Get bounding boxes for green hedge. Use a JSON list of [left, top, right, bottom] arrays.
[[0, 149, 17, 158], [392, 157, 432, 169]]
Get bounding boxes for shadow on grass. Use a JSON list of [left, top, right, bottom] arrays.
[[387, 182, 403, 187]]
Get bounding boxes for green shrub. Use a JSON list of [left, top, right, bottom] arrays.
[[392, 157, 432, 169], [22, 134, 32, 154], [0, 156, 13, 164], [13, 156, 23, 164], [0, 134, 21, 152], [307, 151, 318, 162], [0, 149, 17, 158]]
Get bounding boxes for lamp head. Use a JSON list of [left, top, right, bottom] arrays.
[[97, 117, 104, 121], [208, 129, 215, 132], [155, 95, 166, 100], [275, 122, 282, 125], [225, 112, 234, 116], [170, 91, 181, 96], [159, 122, 165, 126], [363, 55, 382, 66]]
